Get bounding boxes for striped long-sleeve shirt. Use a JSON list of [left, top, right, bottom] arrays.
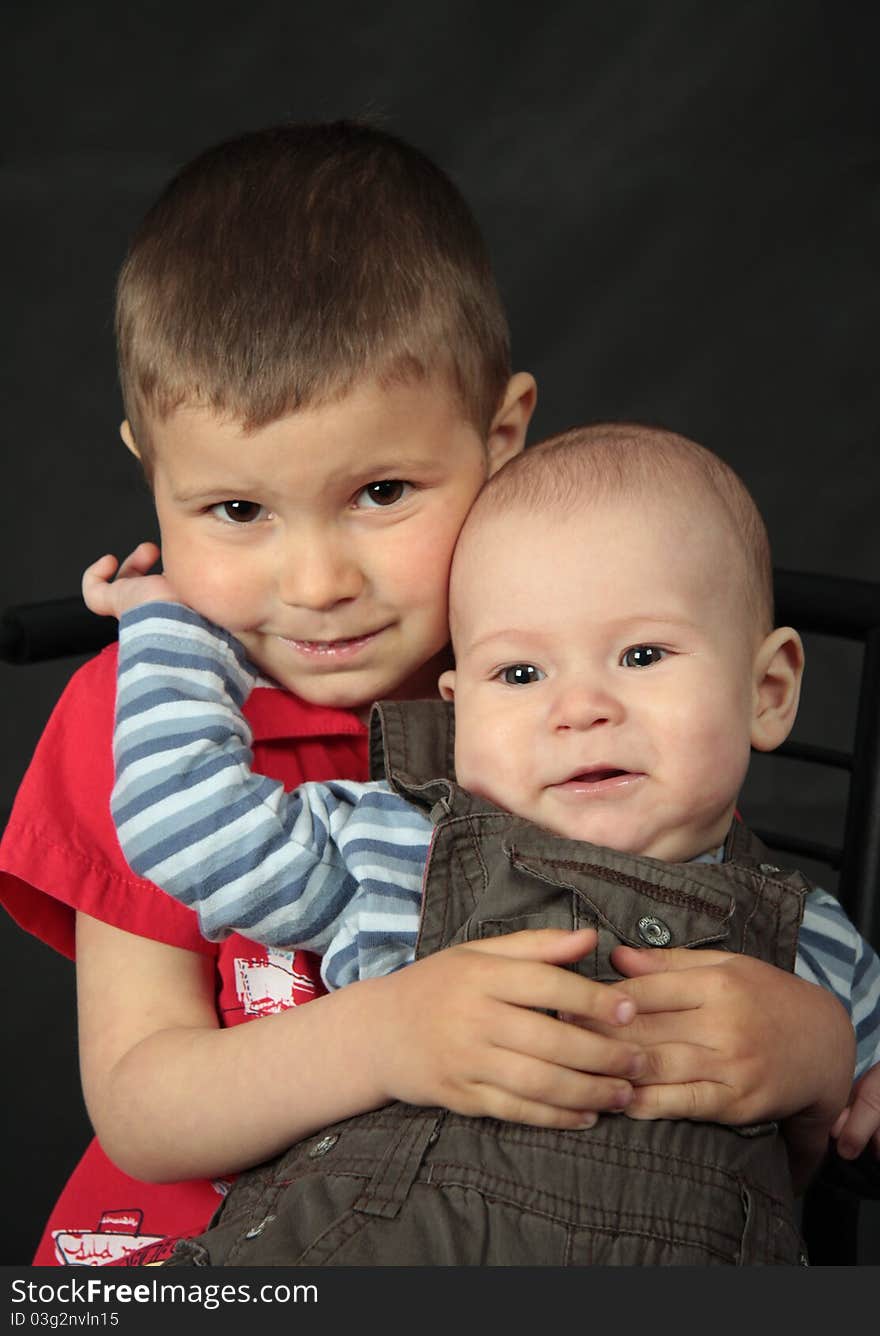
[[112, 602, 880, 1074]]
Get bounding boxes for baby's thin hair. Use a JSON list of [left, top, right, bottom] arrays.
[[466, 423, 775, 630], [116, 120, 511, 472]]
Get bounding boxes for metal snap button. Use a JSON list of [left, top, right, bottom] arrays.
[[759, 863, 781, 874], [244, 1214, 275, 1239], [637, 915, 672, 947], [309, 1133, 339, 1158]]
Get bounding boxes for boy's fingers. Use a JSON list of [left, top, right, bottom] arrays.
[[465, 927, 598, 964], [456, 935, 638, 1027], [481, 956, 637, 1028], [628, 1041, 720, 1087], [464, 1085, 600, 1131], [611, 945, 732, 977], [830, 1108, 849, 1140], [82, 555, 121, 615], [116, 541, 161, 577], [603, 970, 714, 1017], [836, 1095, 880, 1160], [82, 553, 119, 587], [624, 1079, 730, 1122], [490, 1004, 645, 1083], [473, 1040, 636, 1117]]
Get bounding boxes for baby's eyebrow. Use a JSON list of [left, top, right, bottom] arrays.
[[618, 616, 698, 632], [462, 629, 544, 655]]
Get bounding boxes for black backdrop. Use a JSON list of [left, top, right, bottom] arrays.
[[4, 0, 879, 1265]]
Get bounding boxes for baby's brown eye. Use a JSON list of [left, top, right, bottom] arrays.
[[502, 664, 545, 685], [361, 481, 407, 507], [621, 645, 665, 668], [220, 500, 263, 523]]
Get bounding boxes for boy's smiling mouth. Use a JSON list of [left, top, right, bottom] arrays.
[[277, 627, 391, 658]]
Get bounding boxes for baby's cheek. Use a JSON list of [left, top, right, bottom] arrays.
[[690, 730, 752, 809], [455, 731, 525, 812]]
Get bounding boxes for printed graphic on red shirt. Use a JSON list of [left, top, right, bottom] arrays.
[[49, 1179, 233, 1267], [234, 946, 320, 1016], [44, 945, 318, 1265], [52, 1209, 164, 1267]]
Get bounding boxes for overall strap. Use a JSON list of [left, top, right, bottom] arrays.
[[369, 698, 496, 820]]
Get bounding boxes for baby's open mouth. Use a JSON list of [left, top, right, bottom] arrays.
[[550, 769, 644, 795]]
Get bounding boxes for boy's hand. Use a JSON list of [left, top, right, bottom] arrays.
[[831, 1062, 880, 1161], [605, 947, 855, 1190], [82, 542, 180, 619], [605, 946, 855, 1126], [368, 928, 646, 1129]]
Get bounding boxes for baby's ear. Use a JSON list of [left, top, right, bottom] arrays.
[[120, 420, 141, 458], [750, 627, 804, 752], [485, 372, 537, 475], [438, 669, 457, 702]]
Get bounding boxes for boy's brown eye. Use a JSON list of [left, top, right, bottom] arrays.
[[361, 480, 407, 507]]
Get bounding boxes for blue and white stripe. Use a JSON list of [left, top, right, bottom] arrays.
[[798, 887, 880, 1078], [113, 604, 428, 990]]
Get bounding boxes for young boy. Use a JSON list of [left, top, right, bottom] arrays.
[[0, 120, 869, 1267], [86, 424, 880, 1265]]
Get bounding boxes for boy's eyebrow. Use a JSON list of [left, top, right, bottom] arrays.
[[167, 455, 451, 502], [167, 484, 261, 503]]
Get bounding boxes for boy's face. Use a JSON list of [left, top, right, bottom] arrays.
[[441, 494, 774, 862], [142, 377, 525, 711]]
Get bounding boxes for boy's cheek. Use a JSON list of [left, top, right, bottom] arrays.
[[161, 550, 256, 629]]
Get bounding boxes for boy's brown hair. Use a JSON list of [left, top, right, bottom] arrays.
[[116, 121, 512, 473]]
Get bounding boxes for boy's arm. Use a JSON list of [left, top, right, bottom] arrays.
[[77, 914, 646, 1182], [112, 601, 428, 986]]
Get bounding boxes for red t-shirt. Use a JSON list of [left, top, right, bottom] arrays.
[[0, 644, 368, 1265]]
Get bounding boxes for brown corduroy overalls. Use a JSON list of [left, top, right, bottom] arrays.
[[167, 700, 809, 1266]]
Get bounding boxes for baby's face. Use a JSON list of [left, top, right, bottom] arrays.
[[442, 494, 764, 862]]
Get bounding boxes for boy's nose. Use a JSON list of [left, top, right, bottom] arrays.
[[277, 532, 363, 610], [550, 681, 624, 731]]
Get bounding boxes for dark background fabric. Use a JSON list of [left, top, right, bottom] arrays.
[[3, 0, 878, 1263]]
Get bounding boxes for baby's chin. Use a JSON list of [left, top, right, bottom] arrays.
[[522, 813, 729, 865], [616, 824, 733, 865]]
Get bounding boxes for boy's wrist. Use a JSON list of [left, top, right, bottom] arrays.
[[799, 993, 856, 1125], [119, 598, 192, 627], [118, 602, 259, 696]]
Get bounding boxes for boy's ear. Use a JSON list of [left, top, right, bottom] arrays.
[[438, 669, 456, 702], [750, 626, 804, 753], [485, 372, 537, 476], [120, 420, 141, 459]]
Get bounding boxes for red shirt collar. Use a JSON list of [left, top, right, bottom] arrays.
[[244, 683, 368, 744]]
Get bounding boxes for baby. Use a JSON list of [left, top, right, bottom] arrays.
[[87, 423, 880, 1265]]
